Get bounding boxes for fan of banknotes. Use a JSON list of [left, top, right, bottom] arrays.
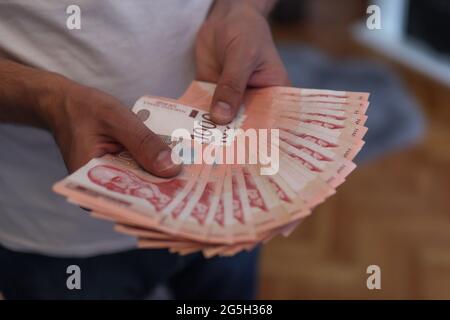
[[53, 81, 369, 258]]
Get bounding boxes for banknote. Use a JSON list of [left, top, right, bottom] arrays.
[[53, 80, 369, 257]]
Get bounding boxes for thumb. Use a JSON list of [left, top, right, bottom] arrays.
[[107, 107, 182, 178], [210, 51, 254, 125]]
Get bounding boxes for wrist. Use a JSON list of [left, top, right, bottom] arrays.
[[33, 72, 74, 131], [0, 59, 73, 129], [243, 0, 278, 17], [209, 0, 276, 20]]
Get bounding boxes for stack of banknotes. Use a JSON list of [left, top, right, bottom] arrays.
[[53, 81, 369, 257]]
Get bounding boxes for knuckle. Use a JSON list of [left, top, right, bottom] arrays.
[[95, 111, 114, 132], [219, 80, 244, 98], [273, 67, 291, 85], [246, 47, 259, 61], [96, 103, 126, 131], [136, 129, 160, 156]]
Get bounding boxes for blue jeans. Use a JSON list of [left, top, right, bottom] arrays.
[[0, 245, 260, 299]]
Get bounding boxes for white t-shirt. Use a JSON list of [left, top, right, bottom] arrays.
[[0, 0, 212, 257]]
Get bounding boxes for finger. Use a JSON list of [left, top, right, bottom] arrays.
[[91, 142, 124, 158], [210, 49, 255, 125], [104, 107, 182, 178], [248, 65, 290, 87], [248, 52, 290, 87]]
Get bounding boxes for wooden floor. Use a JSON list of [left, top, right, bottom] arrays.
[[259, 23, 450, 299]]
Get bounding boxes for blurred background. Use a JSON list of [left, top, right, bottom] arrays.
[[259, 0, 450, 299]]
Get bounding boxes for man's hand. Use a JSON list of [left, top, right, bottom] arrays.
[[196, 0, 289, 124], [48, 81, 182, 176], [0, 59, 181, 177]]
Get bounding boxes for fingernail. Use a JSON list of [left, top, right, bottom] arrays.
[[212, 101, 233, 123], [154, 149, 180, 173]]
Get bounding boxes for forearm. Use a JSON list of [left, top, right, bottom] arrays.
[[209, 0, 278, 19], [0, 58, 67, 129]]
